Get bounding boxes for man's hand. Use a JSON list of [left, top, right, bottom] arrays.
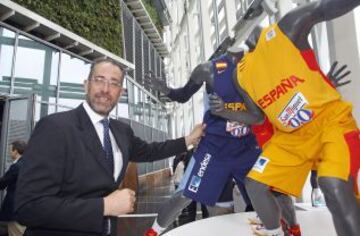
[[144, 72, 170, 95], [327, 61, 351, 88], [103, 188, 136, 216], [185, 123, 206, 149], [209, 94, 225, 114]]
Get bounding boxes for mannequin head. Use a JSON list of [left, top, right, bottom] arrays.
[[245, 26, 262, 52], [226, 47, 245, 64]]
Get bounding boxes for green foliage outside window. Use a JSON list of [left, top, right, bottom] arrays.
[[12, 0, 164, 55], [13, 0, 123, 56], [141, 0, 163, 35]]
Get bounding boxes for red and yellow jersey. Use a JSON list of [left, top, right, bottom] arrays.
[[238, 24, 341, 132]]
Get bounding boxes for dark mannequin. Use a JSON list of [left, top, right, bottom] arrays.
[[146, 50, 264, 124], [210, 61, 351, 116], [146, 37, 351, 236], [210, 1, 360, 235], [144, 50, 265, 236], [210, 56, 351, 235], [144, 46, 317, 235]]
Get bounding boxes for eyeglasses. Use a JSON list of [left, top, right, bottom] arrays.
[[90, 76, 122, 89]]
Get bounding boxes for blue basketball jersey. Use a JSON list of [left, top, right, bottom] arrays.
[[204, 54, 252, 139], [180, 54, 261, 205]]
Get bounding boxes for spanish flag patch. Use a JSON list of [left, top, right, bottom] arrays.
[[215, 61, 228, 73]]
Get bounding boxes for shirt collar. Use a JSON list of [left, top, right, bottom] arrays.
[[13, 156, 21, 164], [82, 101, 107, 125]]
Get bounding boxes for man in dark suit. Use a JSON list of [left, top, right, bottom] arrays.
[[0, 140, 27, 236], [15, 58, 205, 236]]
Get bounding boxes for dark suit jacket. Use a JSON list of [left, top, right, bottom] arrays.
[[0, 158, 23, 221], [15, 105, 186, 236]]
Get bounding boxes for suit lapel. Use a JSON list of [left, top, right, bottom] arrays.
[[75, 106, 114, 179], [109, 120, 129, 185]]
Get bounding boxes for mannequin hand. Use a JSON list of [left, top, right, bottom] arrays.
[[327, 61, 351, 88], [311, 188, 325, 207], [144, 72, 170, 95], [209, 94, 225, 114]]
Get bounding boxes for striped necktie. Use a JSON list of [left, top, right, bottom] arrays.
[[100, 118, 114, 175]]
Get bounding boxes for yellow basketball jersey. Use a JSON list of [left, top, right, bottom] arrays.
[[238, 24, 341, 132]]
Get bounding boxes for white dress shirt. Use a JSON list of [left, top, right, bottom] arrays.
[[83, 102, 122, 180], [13, 156, 21, 164]]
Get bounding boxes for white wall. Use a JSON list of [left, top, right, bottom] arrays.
[[328, 11, 360, 125]]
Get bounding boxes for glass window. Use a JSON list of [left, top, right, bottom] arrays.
[[58, 97, 84, 111], [143, 95, 151, 126], [133, 86, 143, 122], [126, 80, 135, 120], [34, 96, 59, 120], [235, 0, 247, 20], [14, 37, 45, 83], [58, 53, 89, 109], [218, 8, 228, 41], [57, 98, 83, 113], [2, 28, 15, 38], [18, 34, 32, 41], [47, 97, 57, 115], [60, 53, 90, 84], [14, 35, 60, 117], [122, 77, 127, 89], [137, 90, 144, 124], [34, 95, 42, 122], [50, 51, 60, 86], [160, 108, 168, 132], [3, 98, 32, 170], [117, 103, 129, 119], [14, 38, 59, 97], [109, 104, 116, 118], [0, 27, 16, 93], [150, 100, 158, 128]]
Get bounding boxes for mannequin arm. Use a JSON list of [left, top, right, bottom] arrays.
[[145, 63, 212, 103], [167, 80, 203, 103], [209, 70, 264, 125], [279, 0, 360, 50], [169, 62, 213, 103], [327, 61, 351, 87], [209, 94, 264, 124], [144, 72, 171, 95]]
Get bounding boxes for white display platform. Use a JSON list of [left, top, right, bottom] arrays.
[[163, 208, 337, 236]]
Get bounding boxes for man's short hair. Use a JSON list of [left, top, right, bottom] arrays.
[[87, 58, 125, 86], [11, 140, 27, 155]]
